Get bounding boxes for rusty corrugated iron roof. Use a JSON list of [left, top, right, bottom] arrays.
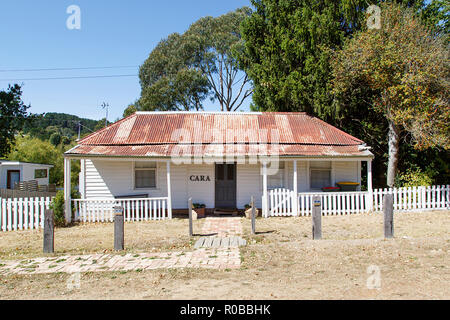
[[66, 112, 371, 158]]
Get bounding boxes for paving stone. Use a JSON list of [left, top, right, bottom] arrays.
[[238, 238, 247, 246], [230, 236, 239, 247], [204, 237, 214, 247], [221, 237, 230, 247], [194, 237, 206, 249], [212, 237, 221, 248]]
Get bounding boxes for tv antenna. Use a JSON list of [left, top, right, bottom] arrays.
[[101, 102, 109, 128]]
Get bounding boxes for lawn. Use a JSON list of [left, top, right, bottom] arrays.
[[0, 210, 448, 300]]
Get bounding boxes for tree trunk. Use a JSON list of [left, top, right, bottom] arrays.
[[386, 120, 400, 187]]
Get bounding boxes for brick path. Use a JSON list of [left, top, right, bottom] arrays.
[[0, 247, 240, 275], [200, 217, 243, 237]]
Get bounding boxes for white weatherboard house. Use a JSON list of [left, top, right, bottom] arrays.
[[0, 160, 53, 189], [64, 112, 374, 222]]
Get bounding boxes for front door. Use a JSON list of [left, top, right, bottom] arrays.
[[215, 163, 236, 209], [7, 170, 20, 189]]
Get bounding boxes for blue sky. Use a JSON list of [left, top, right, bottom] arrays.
[[0, 0, 252, 121]]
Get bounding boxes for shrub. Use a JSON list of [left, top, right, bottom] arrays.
[[50, 189, 79, 227], [192, 203, 206, 209], [396, 166, 437, 188]]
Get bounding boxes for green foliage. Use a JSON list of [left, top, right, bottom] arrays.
[[332, 2, 449, 148], [50, 190, 66, 227], [93, 118, 111, 131], [123, 102, 138, 118], [239, 0, 364, 114], [22, 112, 100, 142], [49, 132, 62, 146], [184, 7, 253, 111], [6, 135, 80, 187], [238, 0, 448, 187], [331, 2, 449, 186], [420, 0, 450, 39], [239, 0, 429, 116], [0, 84, 30, 157], [139, 33, 211, 111], [395, 166, 437, 187], [7, 136, 63, 184], [50, 189, 79, 227]]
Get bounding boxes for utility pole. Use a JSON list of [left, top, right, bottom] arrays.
[[101, 102, 109, 128]]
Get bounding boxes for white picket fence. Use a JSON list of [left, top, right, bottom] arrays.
[[298, 191, 369, 216], [372, 185, 450, 212], [268, 185, 450, 217], [73, 197, 170, 223], [0, 197, 52, 232], [268, 188, 368, 216]]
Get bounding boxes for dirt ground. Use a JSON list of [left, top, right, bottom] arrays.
[[0, 210, 448, 300]]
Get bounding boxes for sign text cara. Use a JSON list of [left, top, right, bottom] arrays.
[[189, 175, 211, 182]]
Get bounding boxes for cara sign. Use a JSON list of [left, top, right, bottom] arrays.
[[189, 175, 211, 182]]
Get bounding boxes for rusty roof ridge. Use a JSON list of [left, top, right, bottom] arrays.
[[135, 111, 264, 115], [77, 142, 363, 146]]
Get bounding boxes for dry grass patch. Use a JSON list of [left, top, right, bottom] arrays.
[[241, 210, 450, 241], [0, 218, 205, 260]]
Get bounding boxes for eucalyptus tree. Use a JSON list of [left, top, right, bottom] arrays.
[[184, 7, 253, 111], [138, 7, 252, 113], [139, 33, 211, 111]]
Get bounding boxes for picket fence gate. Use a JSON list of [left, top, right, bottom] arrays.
[[0, 197, 53, 232], [268, 185, 450, 217]]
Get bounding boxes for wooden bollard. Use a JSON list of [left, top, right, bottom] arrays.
[[114, 206, 124, 251], [251, 196, 256, 235], [312, 196, 322, 240], [188, 197, 193, 237], [43, 209, 54, 253], [384, 194, 394, 239]]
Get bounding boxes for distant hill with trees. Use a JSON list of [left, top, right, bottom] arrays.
[[22, 112, 103, 145]]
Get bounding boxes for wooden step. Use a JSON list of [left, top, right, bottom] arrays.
[[213, 208, 239, 216]]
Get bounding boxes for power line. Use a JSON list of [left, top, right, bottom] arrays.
[[0, 74, 137, 81], [0, 66, 138, 72]]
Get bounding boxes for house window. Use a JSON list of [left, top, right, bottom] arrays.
[[268, 161, 285, 189], [134, 161, 157, 189], [310, 161, 331, 190], [34, 169, 47, 179]]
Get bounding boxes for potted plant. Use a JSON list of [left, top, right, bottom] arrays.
[[336, 181, 360, 191], [322, 186, 340, 192], [244, 204, 259, 219], [192, 203, 206, 218]]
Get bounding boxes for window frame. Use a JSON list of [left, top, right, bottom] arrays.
[[309, 161, 332, 191], [133, 161, 158, 190], [267, 161, 285, 190], [34, 168, 48, 179]]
